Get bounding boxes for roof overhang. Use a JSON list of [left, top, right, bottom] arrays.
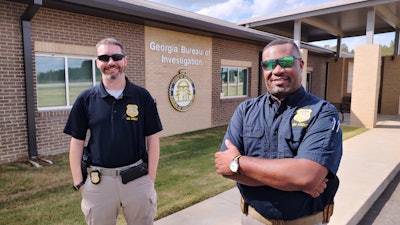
[[10, 0, 338, 56], [12, 0, 280, 45], [237, 0, 400, 42]]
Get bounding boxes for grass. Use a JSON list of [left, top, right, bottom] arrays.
[[0, 125, 367, 225], [342, 125, 368, 140]]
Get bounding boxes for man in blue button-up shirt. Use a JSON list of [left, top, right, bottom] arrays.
[[215, 39, 342, 225]]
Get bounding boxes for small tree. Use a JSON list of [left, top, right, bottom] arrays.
[[382, 40, 395, 56]]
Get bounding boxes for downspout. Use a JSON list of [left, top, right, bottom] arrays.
[[21, 0, 42, 161], [324, 61, 329, 100]]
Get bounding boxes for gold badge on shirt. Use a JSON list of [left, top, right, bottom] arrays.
[[293, 108, 312, 127], [126, 104, 139, 121]]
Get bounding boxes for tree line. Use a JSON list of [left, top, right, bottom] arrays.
[[324, 40, 396, 56]]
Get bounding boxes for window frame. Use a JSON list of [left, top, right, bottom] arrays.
[[35, 53, 99, 111], [220, 66, 249, 99]]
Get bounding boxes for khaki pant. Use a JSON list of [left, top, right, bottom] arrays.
[[241, 214, 326, 225], [81, 174, 157, 225]]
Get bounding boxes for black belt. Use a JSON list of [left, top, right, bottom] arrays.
[[240, 197, 334, 225]]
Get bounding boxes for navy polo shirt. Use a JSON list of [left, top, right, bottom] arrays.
[[220, 87, 342, 220], [64, 77, 163, 168]]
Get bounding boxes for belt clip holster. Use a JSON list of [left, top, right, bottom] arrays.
[[323, 204, 334, 223], [120, 162, 148, 184], [240, 197, 249, 214]]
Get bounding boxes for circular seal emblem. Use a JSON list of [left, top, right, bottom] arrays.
[[168, 69, 196, 112]]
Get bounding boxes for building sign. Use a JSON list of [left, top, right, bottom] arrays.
[[149, 41, 211, 66], [168, 69, 196, 112]]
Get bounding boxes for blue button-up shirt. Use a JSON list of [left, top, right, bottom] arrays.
[[220, 87, 342, 220]]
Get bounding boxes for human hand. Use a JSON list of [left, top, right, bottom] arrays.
[[215, 139, 240, 175], [303, 178, 328, 198], [78, 185, 84, 194]]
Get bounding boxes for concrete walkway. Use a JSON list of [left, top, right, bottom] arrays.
[[154, 114, 400, 225]]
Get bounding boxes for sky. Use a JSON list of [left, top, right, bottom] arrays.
[[146, 0, 394, 51]]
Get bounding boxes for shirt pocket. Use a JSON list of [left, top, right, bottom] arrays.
[[283, 126, 307, 155], [243, 125, 266, 157]]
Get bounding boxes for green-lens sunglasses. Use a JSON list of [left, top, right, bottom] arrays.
[[261, 56, 301, 71]]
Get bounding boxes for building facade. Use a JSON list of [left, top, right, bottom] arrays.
[[1, 0, 398, 163]]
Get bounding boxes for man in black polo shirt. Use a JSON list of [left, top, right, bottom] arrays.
[[64, 38, 163, 225], [215, 39, 342, 225]]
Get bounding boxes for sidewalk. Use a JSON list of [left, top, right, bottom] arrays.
[[154, 114, 400, 225]]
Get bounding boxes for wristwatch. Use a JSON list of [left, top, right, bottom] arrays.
[[229, 155, 242, 173], [73, 181, 85, 191]]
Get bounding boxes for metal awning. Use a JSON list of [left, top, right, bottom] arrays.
[[11, 0, 338, 54], [237, 0, 400, 43]]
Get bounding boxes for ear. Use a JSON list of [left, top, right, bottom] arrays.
[[299, 59, 304, 69], [123, 55, 128, 65], [95, 58, 101, 68]]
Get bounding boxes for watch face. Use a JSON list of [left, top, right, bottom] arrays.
[[230, 161, 239, 172]]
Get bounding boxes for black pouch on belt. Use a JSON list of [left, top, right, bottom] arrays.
[[81, 146, 91, 182], [120, 162, 148, 184]]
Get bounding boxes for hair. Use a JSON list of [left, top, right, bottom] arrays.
[[263, 39, 301, 57], [96, 37, 126, 55]]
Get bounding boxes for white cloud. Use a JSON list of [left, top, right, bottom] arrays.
[[311, 32, 394, 51], [193, 0, 336, 22], [148, 0, 337, 22], [146, 0, 227, 12], [147, 0, 395, 48], [250, 0, 278, 18], [195, 0, 253, 22]]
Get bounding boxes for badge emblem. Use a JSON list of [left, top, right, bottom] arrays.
[[293, 108, 312, 123], [168, 69, 196, 112], [126, 104, 139, 121], [90, 170, 101, 184]]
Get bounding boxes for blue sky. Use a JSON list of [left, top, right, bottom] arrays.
[[147, 0, 394, 51]]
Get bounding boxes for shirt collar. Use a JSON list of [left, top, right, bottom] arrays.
[[98, 77, 134, 98], [266, 86, 306, 107]]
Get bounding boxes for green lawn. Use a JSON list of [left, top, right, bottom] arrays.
[[0, 125, 367, 225]]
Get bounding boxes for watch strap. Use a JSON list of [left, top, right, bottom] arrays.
[[233, 155, 242, 161], [232, 155, 242, 174], [73, 180, 85, 191]]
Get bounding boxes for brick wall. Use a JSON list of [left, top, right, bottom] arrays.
[[307, 54, 330, 99], [381, 56, 400, 114], [31, 8, 145, 159], [4, 0, 397, 163], [326, 58, 346, 104], [0, 1, 28, 163], [0, 1, 145, 163], [211, 38, 263, 126]]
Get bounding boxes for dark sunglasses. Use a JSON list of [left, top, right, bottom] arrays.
[[261, 56, 301, 71], [97, 54, 125, 62]]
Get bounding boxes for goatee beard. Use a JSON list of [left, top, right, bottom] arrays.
[[104, 72, 122, 80]]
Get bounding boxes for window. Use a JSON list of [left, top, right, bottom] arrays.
[[36, 55, 101, 109], [220, 67, 248, 98], [347, 61, 353, 93]]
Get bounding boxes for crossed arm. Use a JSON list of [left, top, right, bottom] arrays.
[[215, 140, 329, 198]]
